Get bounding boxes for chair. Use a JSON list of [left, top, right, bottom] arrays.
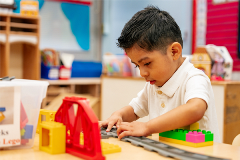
[[232, 134, 240, 146]]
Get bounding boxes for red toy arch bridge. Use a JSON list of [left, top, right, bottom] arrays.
[[55, 97, 105, 160]]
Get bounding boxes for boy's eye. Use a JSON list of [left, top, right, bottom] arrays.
[[144, 62, 151, 66], [135, 65, 139, 68]]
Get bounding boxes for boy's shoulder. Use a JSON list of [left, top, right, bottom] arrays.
[[186, 65, 210, 80]]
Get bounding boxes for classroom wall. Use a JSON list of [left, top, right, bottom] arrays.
[[102, 0, 193, 57], [39, 1, 102, 62], [205, 0, 240, 80]]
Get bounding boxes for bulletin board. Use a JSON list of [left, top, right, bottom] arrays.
[[14, 0, 91, 52]]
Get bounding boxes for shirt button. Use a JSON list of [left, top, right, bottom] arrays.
[[161, 103, 165, 108], [157, 90, 162, 94]]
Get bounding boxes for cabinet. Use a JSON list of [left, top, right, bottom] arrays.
[[0, 13, 40, 79], [41, 78, 101, 107], [101, 76, 148, 122], [101, 76, 240, 144], [211, 81, 240, 144]]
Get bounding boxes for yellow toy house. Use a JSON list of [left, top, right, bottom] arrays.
[[191, 47, 212, 79]]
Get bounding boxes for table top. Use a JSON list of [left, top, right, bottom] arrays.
[[1, 134, 240, 160], [41, 78, 101, 85], [101, 75, 240, 85]]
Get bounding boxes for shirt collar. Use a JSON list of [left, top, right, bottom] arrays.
[[154, 56, 193, 97]]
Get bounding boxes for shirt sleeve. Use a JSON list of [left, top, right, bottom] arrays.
[[129, 83, 149, 118], [184, 75, 211, 107]]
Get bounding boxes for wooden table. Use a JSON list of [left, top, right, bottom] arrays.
[[1, 134, 239, 160]]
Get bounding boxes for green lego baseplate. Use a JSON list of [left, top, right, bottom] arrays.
[[159, 129, 214, 142]]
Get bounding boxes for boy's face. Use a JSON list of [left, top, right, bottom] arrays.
[[126, 44, 182, 87]]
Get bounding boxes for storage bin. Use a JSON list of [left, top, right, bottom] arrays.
[[59, 65, 72, 80], [0, 79, 49, 149], [71, 61, 102, 78], [41, 62, 59, 80]]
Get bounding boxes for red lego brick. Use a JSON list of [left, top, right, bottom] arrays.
[[20, 102, 28, 129]]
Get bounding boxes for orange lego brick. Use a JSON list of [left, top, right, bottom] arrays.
[[0, 112, 5, 123]]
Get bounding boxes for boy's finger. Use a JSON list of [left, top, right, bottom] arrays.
[[118, 131, 131, 139], [106, 121, 115, 132], [119, 122, 130, 125], [99, 121, 108, 128], [117, 124, 129, 135], [116, 119, 122, 128]]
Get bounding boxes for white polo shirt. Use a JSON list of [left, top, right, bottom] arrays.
[[129, 57, 221, 142]]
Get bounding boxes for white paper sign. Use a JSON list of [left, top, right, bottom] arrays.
[[0, 86, 21, 147]]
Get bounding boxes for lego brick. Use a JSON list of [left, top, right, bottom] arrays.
[[20, 102, 28, 129], [0, 107, 6, 112], [21, 139, 29, 145], [159, 136, 213, 148], [190, 122, 199, 130], [80, 132, 84, 145], [186, 131, 205, 143], [159, 129, 214, 143], [202, 130, 214, 142], [36, 109, 56, 133], [179, 122, 199, 130], [39, 121, 66, 154], [22, 124, 33, 139], [159, 129, 188, 141], [0, 112, 5, 123], [101, 142, 121, 154], [21, 129, 25, 136]]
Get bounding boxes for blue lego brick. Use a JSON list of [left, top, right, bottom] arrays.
[[0, 107, 6, 112], [21, 124, 33, 139]]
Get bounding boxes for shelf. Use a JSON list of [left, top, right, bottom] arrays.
[[0, 22, 7, 26], [4, 13, 39, 19], [9, 34, 37, 44], [10, 31, 37, 36], [10, 22, 37, 29], [10, 16, 38, 24], [41, 78, 101, 85], [0, 30, 6, 34], [0, 34, 6, 43], [0, 14, 40, 80]]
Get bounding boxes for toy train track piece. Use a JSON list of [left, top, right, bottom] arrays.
[[100, 127, 230, 160]]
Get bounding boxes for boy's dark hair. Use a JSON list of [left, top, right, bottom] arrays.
[[117, 6, 183, 54]]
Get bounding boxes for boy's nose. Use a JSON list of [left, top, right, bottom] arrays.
[[140, 69, 149, 78]]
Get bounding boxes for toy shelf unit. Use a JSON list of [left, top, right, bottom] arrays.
[[0, 13, 40, 80]]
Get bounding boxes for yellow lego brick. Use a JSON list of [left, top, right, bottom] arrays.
[[159, 136, 213, 148], [190, 122, 199, 131], [80, 132, 84, 145], [179, 122, 199, 131], [0, 112, 5, 122], [37, 109, 56, 133], [21, 129, 26, 136], [39, 121, 66, 154], [101, 142, 121, 154]]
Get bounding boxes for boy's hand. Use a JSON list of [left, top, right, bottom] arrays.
[[117, 121, 150, 139], [99, 113, 123, 132]]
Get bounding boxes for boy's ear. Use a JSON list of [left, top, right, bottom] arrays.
[[170, 42, 182, 60]]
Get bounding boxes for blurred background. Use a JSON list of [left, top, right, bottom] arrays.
[[0, 0, 240, 145]]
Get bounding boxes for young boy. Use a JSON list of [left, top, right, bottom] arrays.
[[100, 6, 220, 142]]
